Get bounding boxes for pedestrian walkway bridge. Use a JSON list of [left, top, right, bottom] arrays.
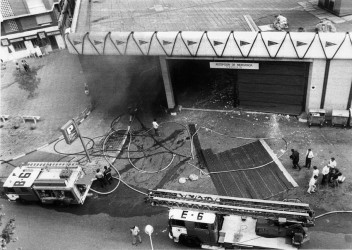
[[65, 31, 352, 59]]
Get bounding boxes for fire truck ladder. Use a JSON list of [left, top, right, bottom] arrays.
[[26, 162, 80, 169], [146, 189, 315, 227]]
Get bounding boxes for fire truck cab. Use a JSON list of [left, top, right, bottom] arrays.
[[169, 209, 219, 246], [3, 162, 94, 205], [168, 208, 303, 249]]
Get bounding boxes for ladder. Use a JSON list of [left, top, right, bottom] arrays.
[[146, 189, 315, 227], [26, 162, 80, 169]]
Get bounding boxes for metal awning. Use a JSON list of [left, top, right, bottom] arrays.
[[65, 31, 352, 59]]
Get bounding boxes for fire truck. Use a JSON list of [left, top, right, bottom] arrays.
[[3, 162, 94, 205], [146, 189, 315, 249]]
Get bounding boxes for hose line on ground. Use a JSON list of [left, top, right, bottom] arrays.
[[315, 211, 352, 219]]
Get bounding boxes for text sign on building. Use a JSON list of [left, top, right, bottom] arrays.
[[46, 30, 61, 36], [25, 35, 38, 40], [38, 32, 46, 39], [9, 38, 24, 43], [60, 120, 79, 145], [210, 62, 259, 70]]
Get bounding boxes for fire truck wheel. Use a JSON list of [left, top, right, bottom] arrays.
[[53, 200, 62, 206], [179, 234, 201, 248], [18, 198, 28, 204]]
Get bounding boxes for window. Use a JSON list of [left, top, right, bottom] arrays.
[[20, 188, 29, 193], [36, 14, 52, 26], [2, 20, 19, 33], [170, 219, 185, 227], [20, 16, 38, 30], [194, 222, 209, 230], [12, 41, 26, 51], [5, 187, 15, 193], [31, 38, 39, 47]]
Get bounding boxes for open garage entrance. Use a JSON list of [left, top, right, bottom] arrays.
[[168, 59, 309, 115]]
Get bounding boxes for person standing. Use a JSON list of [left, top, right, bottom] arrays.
[[15, 62, 21, 72], [290, 149, 300, 170], [152, 118, 159, 137], [321, 165, 330, 185], [130, 225, 142, 245], [307, 176, 318, 194], [305, 149, 314, 169], [21, 60, 29, 72], [328, 157, 336, 169], [103, 166, 112, 185], [95, 169, 106, 188], [312, 166, 319, 178]]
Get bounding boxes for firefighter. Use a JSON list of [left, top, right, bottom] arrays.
[[130, 225, 142, 245], [103, 166, 112, 185], [95, 169, 106, 188], [273, 14, 288, 31]]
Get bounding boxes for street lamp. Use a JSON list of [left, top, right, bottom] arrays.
[[144, 225, 154, 250]]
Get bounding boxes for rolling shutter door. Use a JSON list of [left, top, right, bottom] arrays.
[[237, 61, 309, 115]]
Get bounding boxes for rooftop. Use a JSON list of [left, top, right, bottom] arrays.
[[75, 0, 352, 33], [0, 0, 59, 21]]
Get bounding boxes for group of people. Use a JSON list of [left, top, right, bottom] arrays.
[[16, 59, 30, 72], [273, 14, 289, 31], [289, 149, 343, 194], [95, 166, 113, 188], [94, 119, 160, 189]]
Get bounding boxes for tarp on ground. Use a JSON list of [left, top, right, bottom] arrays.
[[202, 140, 297, 199]]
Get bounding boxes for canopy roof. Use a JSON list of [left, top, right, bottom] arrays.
[[65, 31, 352, 59]]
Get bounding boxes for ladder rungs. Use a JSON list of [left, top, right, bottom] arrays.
[[152, 197, 310, 217], [154, 189, 310, 208]]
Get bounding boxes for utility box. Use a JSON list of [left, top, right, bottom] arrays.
[[331, 109, 349, 127], [307, 109, 326, 127]]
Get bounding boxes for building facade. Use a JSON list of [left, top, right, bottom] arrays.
[[0, 0, 75, 61], [318, 0, 352, 16], [65, 31, 352, 115]]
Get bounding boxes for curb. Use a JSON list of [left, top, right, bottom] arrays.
[[1, 107, 92, 164]]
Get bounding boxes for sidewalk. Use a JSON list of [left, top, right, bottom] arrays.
[[0, 50, 90, 165]]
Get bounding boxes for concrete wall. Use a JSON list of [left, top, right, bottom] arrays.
[[339, 0, 352, 16], [306, 59, 326, 111], [0, 35, 65, 61], [324, 59, 352, 110]]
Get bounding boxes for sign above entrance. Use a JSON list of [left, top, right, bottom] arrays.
[[24, 35, 38, 40], [210, 62, 259, 70], [38, 32, 46, 39], [46, 30, 61, 36]]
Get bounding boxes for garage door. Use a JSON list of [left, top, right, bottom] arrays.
[[237, 61, 309, 115]]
